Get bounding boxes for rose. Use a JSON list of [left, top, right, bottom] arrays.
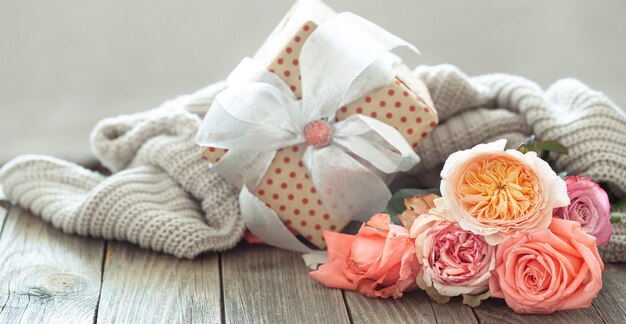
[[309, 213, 419, 298], [439, 139, 570, 245], [489, 218, 604, 314], [554, 176, 612, 246], [410, 212, 495, 303]]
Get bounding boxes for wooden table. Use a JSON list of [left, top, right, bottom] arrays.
[[1, 204, 625, 324]]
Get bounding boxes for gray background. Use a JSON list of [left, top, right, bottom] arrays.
[[1, 0, 625, 164]]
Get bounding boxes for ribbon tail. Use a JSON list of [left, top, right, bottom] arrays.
[[303, 146, 391, 222], [240, 186, 316, 254], [333, 114, 420, 173]]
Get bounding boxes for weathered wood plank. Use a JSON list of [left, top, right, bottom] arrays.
[[96, 242, 221, 324], [345, 291, 477, 324], [429, 297, 479, 324], [593, 263, 626, 324], [473, 294, 605, 324], [221, 243, 350, 324], [344, 291, 435, 324], [0, 207, 105, 323]]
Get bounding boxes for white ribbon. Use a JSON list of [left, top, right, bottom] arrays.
[[196, 12, 420, 253]]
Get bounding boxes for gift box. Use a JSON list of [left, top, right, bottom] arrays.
[[200, 0, 438, 248]]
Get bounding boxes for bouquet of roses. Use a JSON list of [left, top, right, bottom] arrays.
[[310, 139, 614, 314]]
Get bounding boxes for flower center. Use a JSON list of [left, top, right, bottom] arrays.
[[305, 120, 333, 148], [429, 223, 492, 282], [457, 154, 541, 221], [521, 259, 551, 293]]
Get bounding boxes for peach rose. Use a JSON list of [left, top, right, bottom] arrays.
[[410, 213, 495, 302], [309, 214, 419, 298], [554, 176, 613, 246], [439, 139, 570, 245], [489, 218, 604, 314]]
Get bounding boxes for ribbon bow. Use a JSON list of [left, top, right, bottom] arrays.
[[196, 13, 420, 252]]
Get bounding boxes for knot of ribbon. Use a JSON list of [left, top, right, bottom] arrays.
[[196, 12, 420, 253]]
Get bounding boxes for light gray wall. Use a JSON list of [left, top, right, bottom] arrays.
[[1, 0, 625, 164]]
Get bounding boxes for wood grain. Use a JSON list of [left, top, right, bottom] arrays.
[[0, 207, 105, 323], [345, 291, 477, 324], [221, 243, 350, 324], [473, 295, 605, 324], [0, 184, 624, 324], [592, 263, 626, 324], [344, 291, 436, 324], [96, 242, 221, 324], [429, 297, 479, 324]]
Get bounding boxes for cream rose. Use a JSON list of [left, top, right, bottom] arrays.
[[439, 139, 570, 245]]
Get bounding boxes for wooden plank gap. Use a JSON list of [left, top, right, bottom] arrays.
[[340, 290, 354, 324], [219, 252, 225, 324], [590, 303, 608, 324], [470, 304, 481, 324], [91, 241, 107, 324], [426, 296, 440, 324]]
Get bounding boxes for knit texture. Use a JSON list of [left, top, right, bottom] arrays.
[[1, 65, 625, 261], [0, 82, 244, 258], [391, 65, 626, 262]]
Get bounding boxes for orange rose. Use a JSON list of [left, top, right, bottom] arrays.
[[309, 214, 419, 298], [489, 218, 604, 314]]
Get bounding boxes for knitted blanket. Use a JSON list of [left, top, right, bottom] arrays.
[[1, 65, 625, 262]]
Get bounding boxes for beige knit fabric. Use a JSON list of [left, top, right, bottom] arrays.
[[391, 64, 626, 262], [1, 64, 625, 261], [0, 83, 244, 258]]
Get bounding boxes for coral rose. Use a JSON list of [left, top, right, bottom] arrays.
[[309, 214, 419, 298], [439, 139, 570, 245], [489, 218, 604, 314], [554, 176, 613, 246], [410, 212, 495, 302]]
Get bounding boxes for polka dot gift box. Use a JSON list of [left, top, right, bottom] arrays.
[[199, 0, 438, 249]]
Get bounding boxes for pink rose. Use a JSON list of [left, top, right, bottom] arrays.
[[410, 213, 495, 301], [309, 214, 419, 298], [439, 139, 570, 245], [554, 176, 612, 246], [489, 218, 604, 314]]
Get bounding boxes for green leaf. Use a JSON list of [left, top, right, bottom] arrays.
[[533, 140, 569, 154], [557, 171, 568, 179], [610, 215, 622, 224], [384, 188, 440, 224], [517, 144, 530, 154], [517, 135, 537, 153]]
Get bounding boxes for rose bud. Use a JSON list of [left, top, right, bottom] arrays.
[[554, 176, 613, 246]]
